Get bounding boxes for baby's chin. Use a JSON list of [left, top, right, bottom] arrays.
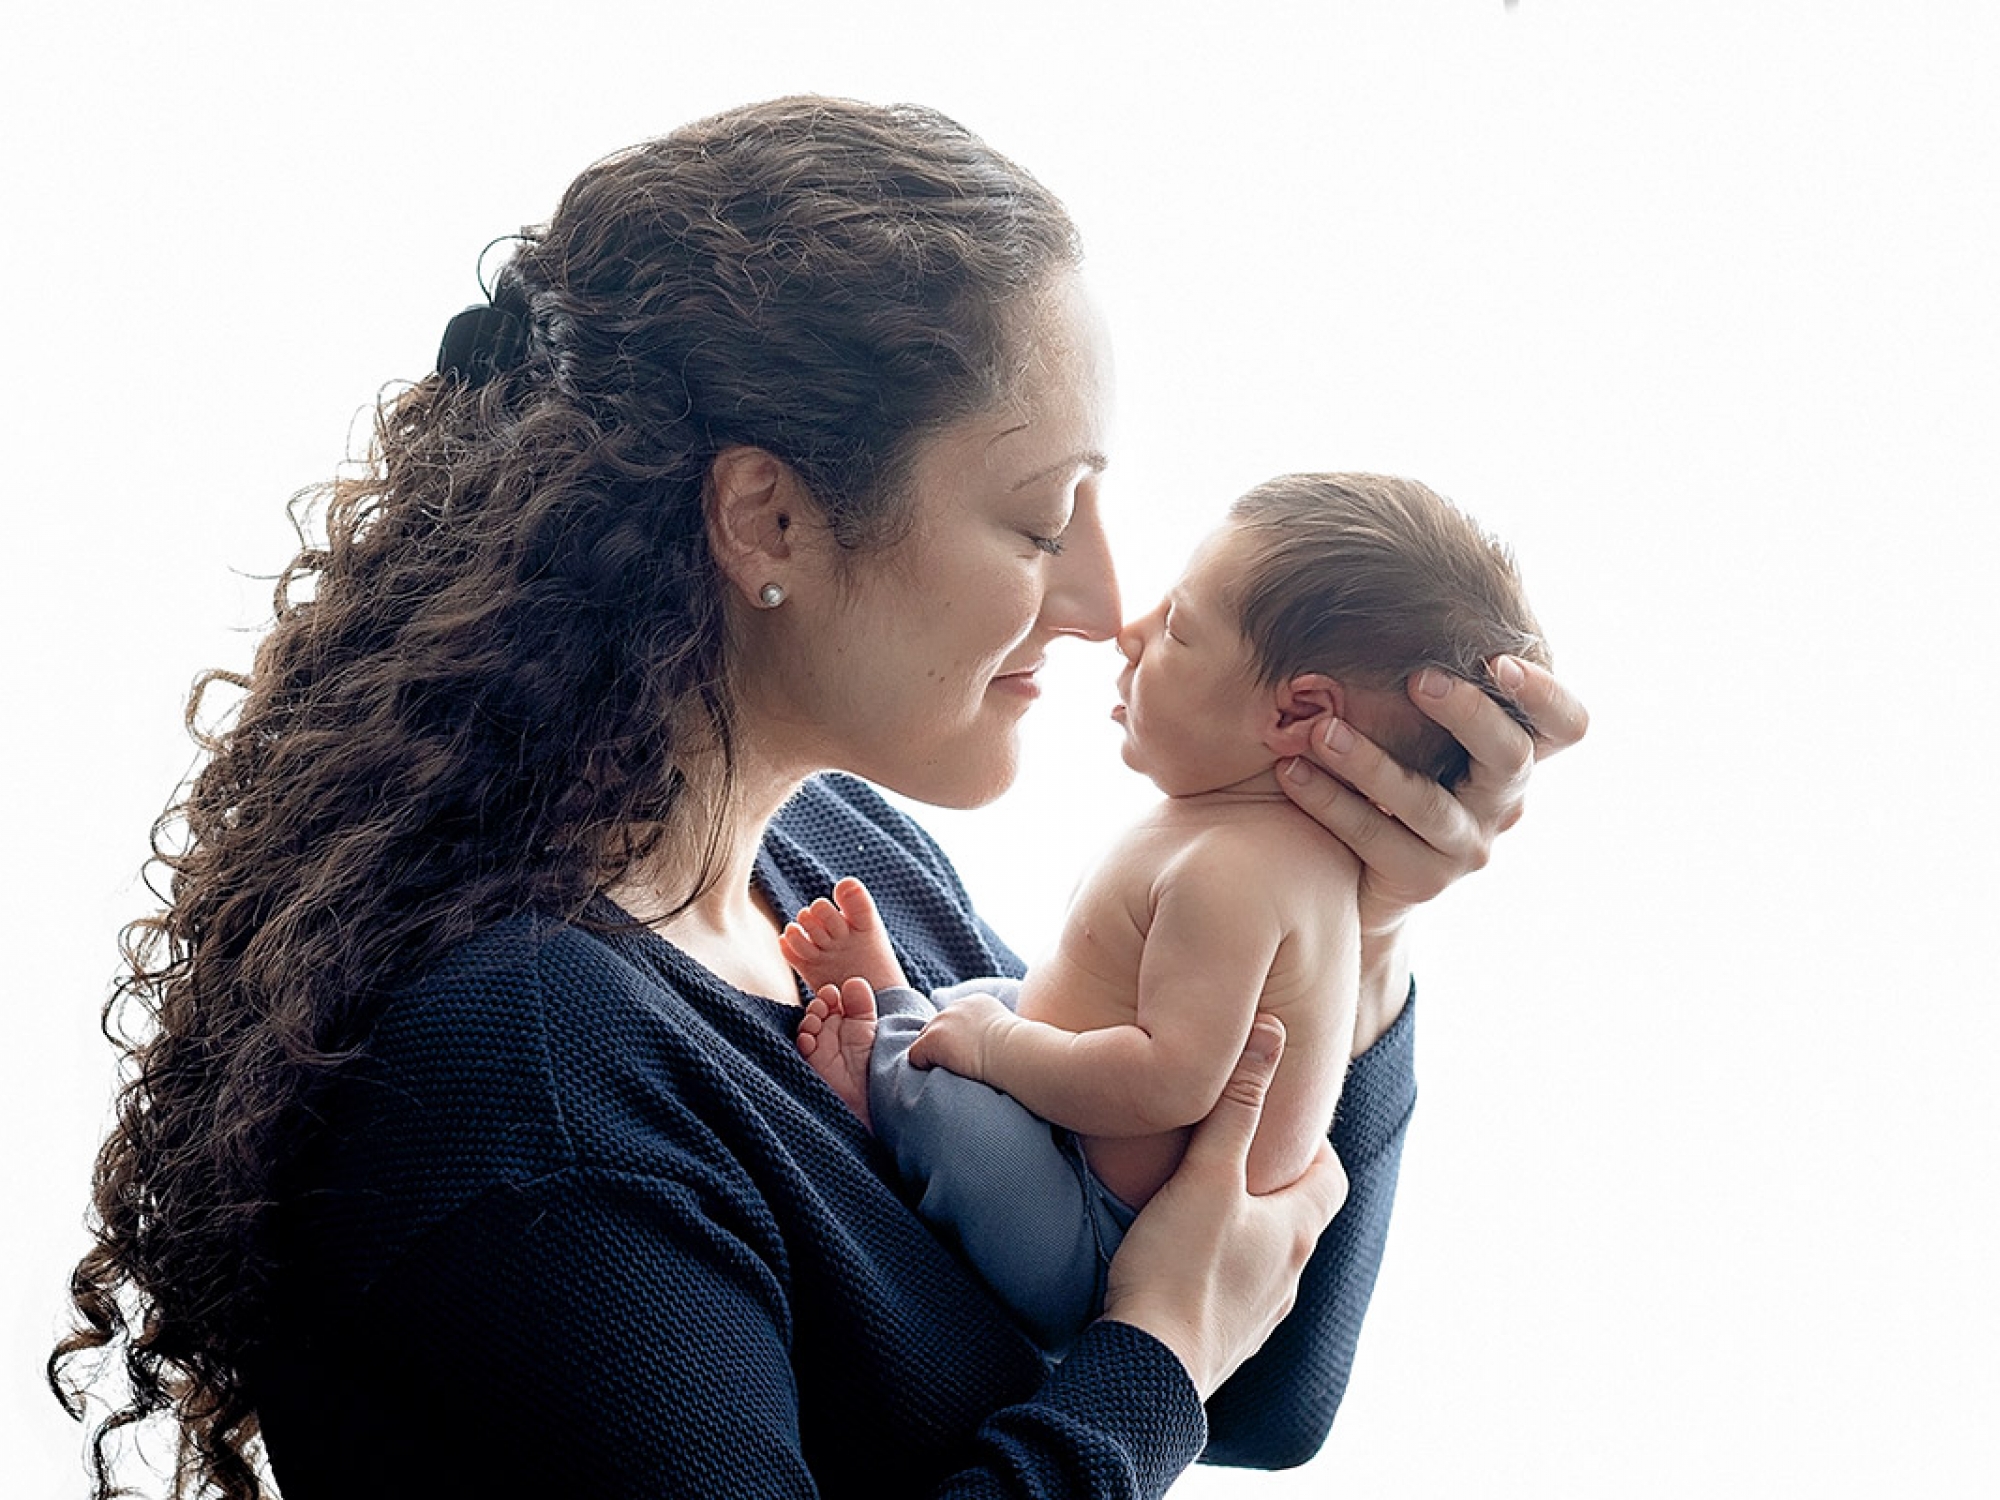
[[1125, 745, 1289, 801], [1115, 735, 1151, 781], [1115, 740, 1191, 798]]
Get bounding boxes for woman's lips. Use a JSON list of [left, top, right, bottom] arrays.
[[989, 663, 1043, 699]]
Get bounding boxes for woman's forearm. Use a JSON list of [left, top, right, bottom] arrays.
[[1202, 998, 1416, 1468], [1350, 921, 1412, 1057]]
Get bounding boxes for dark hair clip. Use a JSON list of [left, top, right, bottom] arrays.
[[437, 303, 529, 387]]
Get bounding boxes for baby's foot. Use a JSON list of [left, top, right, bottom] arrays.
[[780, 877, 908, 994], [796, 977, 879, 1129]]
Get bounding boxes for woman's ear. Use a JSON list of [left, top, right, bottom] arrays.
[[1262, 673, 1347, 756], [705, 445, 811, 607]]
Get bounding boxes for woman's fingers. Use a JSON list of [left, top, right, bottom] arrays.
[[1421, 657, 1589, 804], [1099, 1016, 1348, 1397], [1280, 721, 1480, 904], [1281, 657, 1591, 908], [1411, 657, 1589, 835], [1188, 1017, 1345, 1210], [1181, 1016, 1288, 1176], [1494, 654, 1591, 762]]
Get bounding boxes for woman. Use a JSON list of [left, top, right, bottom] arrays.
[[52, 97, 1584, 1499]]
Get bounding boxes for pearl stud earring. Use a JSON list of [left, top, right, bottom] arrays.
[[758, 582, 787, 608]]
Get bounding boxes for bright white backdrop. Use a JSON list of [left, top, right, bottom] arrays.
[[6, 4, 1997, 1496]]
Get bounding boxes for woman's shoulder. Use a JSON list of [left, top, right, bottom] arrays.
[[361, 911, 774, 1146], [301, 916, 622, 1179], [366, 911, 634, 1090], [279, 912, 790, 1297], [315, 913, 753, 1172]]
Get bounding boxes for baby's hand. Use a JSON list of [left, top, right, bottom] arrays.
[[906, 994, 1015, 1080]]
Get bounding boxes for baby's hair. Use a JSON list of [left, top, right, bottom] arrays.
[[1225, 473, 1551, 787]]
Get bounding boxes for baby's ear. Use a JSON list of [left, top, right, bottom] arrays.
[[1263, 674, 1346, 756]]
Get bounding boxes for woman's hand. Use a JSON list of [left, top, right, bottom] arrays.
[[1279, 655, 1589, 1046], [1282, 656, 1588, 922], [1098, 1017, 1349, 1400]]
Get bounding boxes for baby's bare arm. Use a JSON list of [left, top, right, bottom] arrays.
[[909, 846, 1288, 1137]]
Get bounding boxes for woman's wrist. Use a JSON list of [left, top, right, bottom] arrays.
[[1049, 1319, 1209, 1488], [1094, 1307, 1216, 1397], [1352, 920, 1412, 1057]]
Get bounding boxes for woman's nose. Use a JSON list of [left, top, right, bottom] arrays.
[[1042, 502, 1121, 642], [1115, 617, 1144, 662]]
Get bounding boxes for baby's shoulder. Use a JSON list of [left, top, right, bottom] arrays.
[[1185, 798, 1356, 863], [1149, 803, 1353, 905]]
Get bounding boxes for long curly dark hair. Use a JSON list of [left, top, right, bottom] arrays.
[[49, 95, 1079, 1500]]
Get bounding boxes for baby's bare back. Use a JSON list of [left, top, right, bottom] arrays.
[[1016, 797, 1362, 1206]]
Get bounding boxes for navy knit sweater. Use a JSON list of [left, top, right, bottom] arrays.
[[253, 774, 1415, 1498]]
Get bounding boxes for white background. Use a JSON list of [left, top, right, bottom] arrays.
[[6, 3, 1997, 1496]]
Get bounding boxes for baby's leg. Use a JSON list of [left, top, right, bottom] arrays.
[[869, 984, 1108, 1352], [780, 877, 908, 993], [796, 977, 880, 1130]]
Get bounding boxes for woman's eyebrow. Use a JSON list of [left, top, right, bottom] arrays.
[[1009, 449, 1110, 491]]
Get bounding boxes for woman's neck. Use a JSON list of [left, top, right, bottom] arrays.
[[605, 745, 812, 1004]]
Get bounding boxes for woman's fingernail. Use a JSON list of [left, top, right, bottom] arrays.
[[1284, 756, 1313, 784], [1493, 655, 1525, 691], [1418, 668, 1451, 699], [1245, 1021, 1282, 1063], [1321, 718, 1355, 754]]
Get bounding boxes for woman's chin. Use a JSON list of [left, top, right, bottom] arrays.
[[921, 759, 1020, 810], [864, 738, 1021, 810]]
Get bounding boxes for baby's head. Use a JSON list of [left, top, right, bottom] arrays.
[[1113, 473, 1548, 798], [1225, 472, 1550, 786]]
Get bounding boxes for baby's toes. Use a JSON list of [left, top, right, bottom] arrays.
[[833, 877, 880, 933], [796, 993, 832, 1050], [836, 975, 878, 1024]]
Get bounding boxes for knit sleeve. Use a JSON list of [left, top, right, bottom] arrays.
[[1200, 994, 1417, 1469], [940, 1322, 1207, 1498]]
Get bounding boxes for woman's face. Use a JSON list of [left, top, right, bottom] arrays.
[[745, 273, 1121, 808]]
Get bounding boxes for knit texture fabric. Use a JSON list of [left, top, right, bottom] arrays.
[[252, 774, 1415, 1497]]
